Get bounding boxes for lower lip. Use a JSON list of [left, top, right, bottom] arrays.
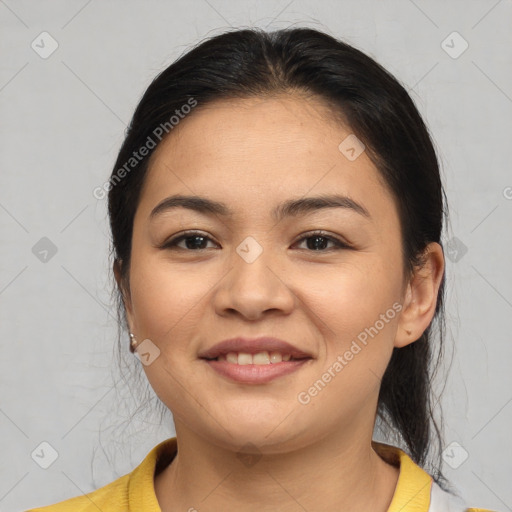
[[202, 358, 311, 384]]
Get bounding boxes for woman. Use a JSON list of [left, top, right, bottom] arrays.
[[27, 27, 496, 512]]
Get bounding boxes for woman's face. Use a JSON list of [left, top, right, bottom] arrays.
[[122, 94, 421, 452]]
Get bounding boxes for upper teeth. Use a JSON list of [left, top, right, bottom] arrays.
[[216, 351, 292, 364]]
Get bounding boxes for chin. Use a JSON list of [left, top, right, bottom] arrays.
[[203, 411, 313, 454]]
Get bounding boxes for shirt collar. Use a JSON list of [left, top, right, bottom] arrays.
[[128, 437, 433, 512], [373, 440, 433, 512], [128, 437, 177, 511]]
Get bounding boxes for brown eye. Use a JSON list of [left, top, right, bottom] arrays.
[[161, 231, 218, 251], [293, 231, 351, 252]]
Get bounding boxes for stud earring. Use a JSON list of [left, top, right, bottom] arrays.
[[129, 332, 138, 353]]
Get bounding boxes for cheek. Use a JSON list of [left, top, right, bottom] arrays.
[[295, 266, 400, 415], [300, 257, 400, 325], [129, 253, 214, 341], [297, 259, 401, 370]]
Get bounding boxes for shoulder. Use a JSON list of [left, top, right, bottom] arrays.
[[25, 437, 177, 512], [24, 473, 130, 511], [373, 441, 498, 512]]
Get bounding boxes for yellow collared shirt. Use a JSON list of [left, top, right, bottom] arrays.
[[26, 437, 497, 511]]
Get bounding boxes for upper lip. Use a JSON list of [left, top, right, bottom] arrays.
[[198, 337, 313, 360]]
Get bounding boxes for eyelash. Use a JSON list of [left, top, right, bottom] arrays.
[[160, 230, 351, 252]]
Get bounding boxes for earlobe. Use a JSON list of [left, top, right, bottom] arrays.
[[394, 242, 445, 348]]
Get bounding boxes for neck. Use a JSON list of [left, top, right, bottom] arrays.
[[155, 422, 399, 512]]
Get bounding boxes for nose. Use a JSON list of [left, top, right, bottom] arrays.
[[212, 243, 295, 321]]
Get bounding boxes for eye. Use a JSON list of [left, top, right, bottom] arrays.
[[293, 231, 351, 252], [160, 230, 351, 252], [160, 231, 218, 251]]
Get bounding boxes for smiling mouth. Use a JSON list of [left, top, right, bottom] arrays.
[[201, 352, 312, 384], [202, 351, 311, 365]]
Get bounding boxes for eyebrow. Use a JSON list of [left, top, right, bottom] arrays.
[[149, 194, 371, 222]]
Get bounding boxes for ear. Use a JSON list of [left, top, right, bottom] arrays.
[[113, 259, 135, 330], [394, 242, 445, 348]]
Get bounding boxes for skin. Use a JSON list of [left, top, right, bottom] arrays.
[[115, 93, 445, 512]]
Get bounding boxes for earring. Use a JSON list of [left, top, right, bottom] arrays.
[[129, 332, 138, 353]]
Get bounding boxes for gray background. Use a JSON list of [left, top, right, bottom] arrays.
[[1, 1, 511, 511]]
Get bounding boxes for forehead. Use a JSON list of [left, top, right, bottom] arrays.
[[138, 94, 396, 226]]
